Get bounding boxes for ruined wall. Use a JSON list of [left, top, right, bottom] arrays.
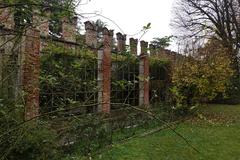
[[0, 8, 178, 117], [150, 48, 184, 63]]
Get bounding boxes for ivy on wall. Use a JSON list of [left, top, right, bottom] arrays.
[[149, 56, 171, 103], [40, 45, 98, 113]]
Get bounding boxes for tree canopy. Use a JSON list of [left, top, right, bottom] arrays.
[[150, 36, 173, 49], [171, 39, 234, 109], [172, 0, 240, 71]]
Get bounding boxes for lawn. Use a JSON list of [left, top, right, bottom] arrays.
[[92, 104, 240, 160]]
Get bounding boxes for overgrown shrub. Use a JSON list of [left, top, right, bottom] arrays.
[[0, 97, 61, 160], [149, 56, 171, 103], [171, 39, 234, 112], [66, 116, 112, 155], [6, 122, 60, 160], [213, 75, 240, 104], [40, 46, 98, 113]]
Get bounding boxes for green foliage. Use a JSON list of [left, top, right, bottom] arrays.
[[149, 56, 171, 102], [111, 53, 138, 63], [143, 23, 151, 30], [171, 40, 234, 112], [62, 104, 173, 160], [90, 104, 240, 160], [0, 62, 60, 159], [149, 56, 171, 82], [149, 56, 170, 67], [13, 1, 33, 28], [3, 0, 76, 34], [47, 0, 76, 36], [5, 122, 60, 160], [92, 105, 240, 160], [0, 96, 61, 160], [92, 19, 107, 32], [40, 45, 98, 113], [150, 36, 173, 49], [63, 115, 112, 156], [111, 53, 140, 107], [215, 75, 240, 104]]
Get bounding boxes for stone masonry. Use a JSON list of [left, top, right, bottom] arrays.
[[116, 32, 126, 53], [84, 21, 98, 49], [22, 28, 41, 120], [0, 7, 15, 29], [130, 38, 138, 55], [62, 16, 78, 43], [0, 8, 172, 116], [33, 8, 51, 37], [101, 27, 113, 113], [139, 41, 150, 106]]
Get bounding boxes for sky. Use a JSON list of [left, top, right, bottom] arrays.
[[78, 0, 176, 50]]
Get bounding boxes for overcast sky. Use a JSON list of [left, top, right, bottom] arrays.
[[79, 0, 176, 50]]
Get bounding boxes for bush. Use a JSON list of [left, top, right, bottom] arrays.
[[1, 121, 61, 160], [213, 75, 240, 104], [0, 93, 62, 160], [171, 39, 234, 112]]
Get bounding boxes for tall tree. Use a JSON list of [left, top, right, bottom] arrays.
[[172, 0, 240, 72]]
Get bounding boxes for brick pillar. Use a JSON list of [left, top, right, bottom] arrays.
[[0, 7, 15, 29], [22, 28, 40, 120], [33, 8, 51, 37], [116, 32, 126, 53], [130, 38, 138, 55], [84, 21, 97, 49], [109, 30, 114, 50], [139, 41, 149, 106], [98, 27, 112, 113], [62, 16, 77, 43], [97, 49, 103, 112]]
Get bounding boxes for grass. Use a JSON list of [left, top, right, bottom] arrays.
[[91, 104, 240, 160], [63, 104, 240, 160]]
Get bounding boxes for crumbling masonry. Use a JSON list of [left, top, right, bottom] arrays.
[[0, 8, 181, 119]]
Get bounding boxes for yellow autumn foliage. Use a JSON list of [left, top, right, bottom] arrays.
[[171, 39, 234, 107]]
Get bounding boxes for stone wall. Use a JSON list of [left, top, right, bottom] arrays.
[[150, 47, 184, 63], [0, 10, 179, 118]]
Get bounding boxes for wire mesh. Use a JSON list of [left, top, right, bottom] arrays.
[[40, 44, 98, 114], [111, 53, 139, 109], [0, 30, 22, 101], [149, 63, 170, 103]]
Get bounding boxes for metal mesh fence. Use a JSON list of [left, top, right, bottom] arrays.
[[0, 31, 22, 101], [111, 53, 139, 109], [149, 61, 171, 103], [40, 45, 98, 114]]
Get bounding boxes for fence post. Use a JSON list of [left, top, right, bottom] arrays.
[[139, 41, 149, 106], [98, 27, 113, 113], [116, 32, 126, 53], [97, 49, 103, 112], [62, 16, 78, 43], [84, 21, 97, 50], [130, 38, 138, 55], [22, 28, 40, 120]]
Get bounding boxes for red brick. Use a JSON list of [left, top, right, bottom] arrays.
[[22, 28, 40, 120]]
